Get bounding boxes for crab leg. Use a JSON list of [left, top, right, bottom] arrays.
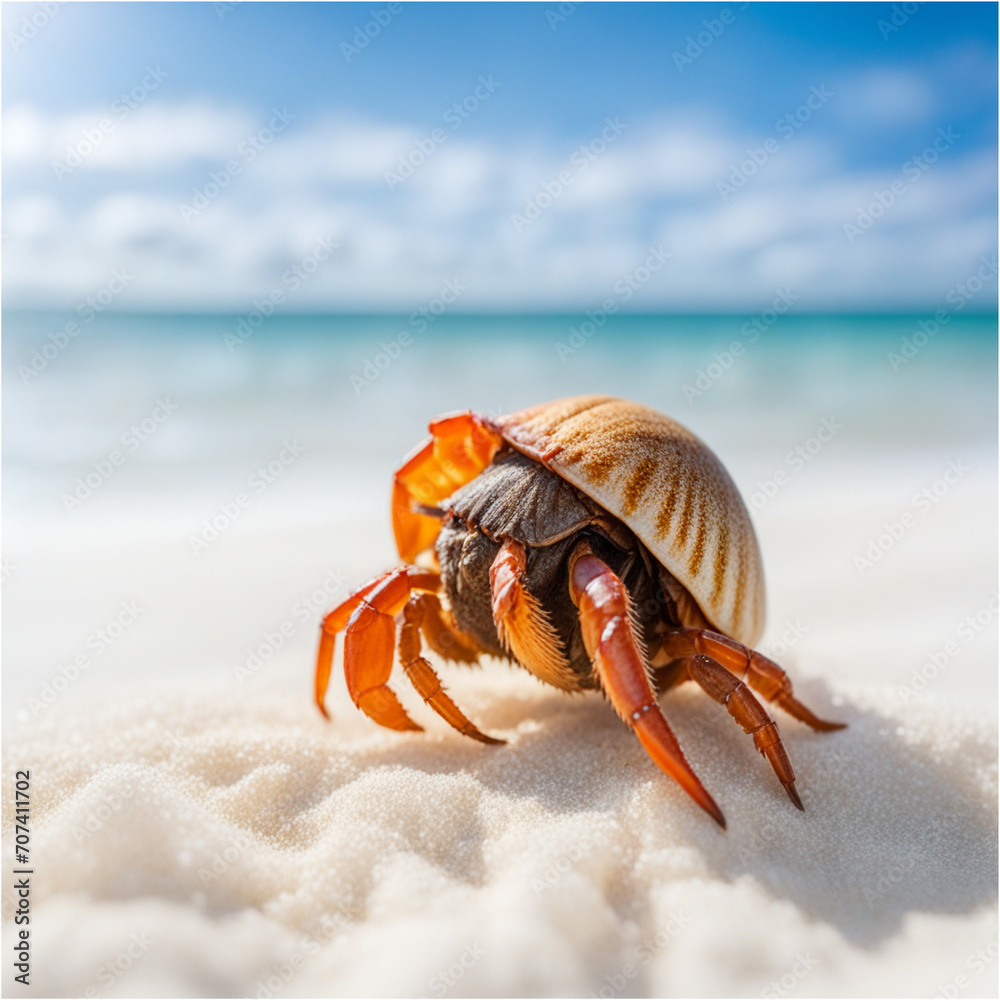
[[569, 543, 726, 828], [393, 412, 502, 562], [400, 595, 504, 745], [315, 566, 439, 722], [489, 538, 579, 692], [418, 592, 481, 664], [660, 628, 846, 732], [686, 654, 803, 810]]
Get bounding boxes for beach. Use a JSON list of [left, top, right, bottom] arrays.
[[2, 312, 997, 997]]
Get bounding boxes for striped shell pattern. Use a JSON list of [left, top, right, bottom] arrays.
[[492, 395, 766, 646]]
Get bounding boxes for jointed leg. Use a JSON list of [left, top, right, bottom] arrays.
[[315, 566, 439, 723], [569, 542, 726, 828], [686, 654, 803, 810], [343, 568, 422, 732], [315, 572, 385, 719], [400, 595, 504, 745], [660, 628, 845, 731]]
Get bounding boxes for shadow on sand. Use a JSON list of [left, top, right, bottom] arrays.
[[324, 673, 997, 948]]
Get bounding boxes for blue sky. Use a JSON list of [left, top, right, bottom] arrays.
[[3, 1, 997, 312]]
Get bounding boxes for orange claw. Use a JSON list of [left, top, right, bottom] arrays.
[[392, 412, 502, 562], [341, 568, 421, 731], [660, 628, 846, 732], [569, 543, 726, 828], [315, 566, 442, 722], [314, 565, 497, 745], [315, 572, 387, 719]]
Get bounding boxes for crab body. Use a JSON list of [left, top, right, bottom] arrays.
[[315, 395, 844, 827], [438, 447, 666, 690]]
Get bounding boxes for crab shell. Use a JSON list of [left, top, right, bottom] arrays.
[[478, 395, 767, 646]]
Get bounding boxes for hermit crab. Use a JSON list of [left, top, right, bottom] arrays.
[[315, 395, 844, 826]]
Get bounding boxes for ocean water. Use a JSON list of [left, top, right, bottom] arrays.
[[3, 310, 996, 542], [3, 310, 996, 720]]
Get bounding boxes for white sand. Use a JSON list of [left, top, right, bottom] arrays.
[[2, 674, 997, 998], [3, 452, 998, 999]]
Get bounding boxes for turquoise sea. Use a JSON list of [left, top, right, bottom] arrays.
[[3, 311, 995, 541]]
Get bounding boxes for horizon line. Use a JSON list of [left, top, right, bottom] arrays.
[[3, 308, 997, 320]]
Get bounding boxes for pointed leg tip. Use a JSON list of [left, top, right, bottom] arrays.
[[696, 794, 727, 829], [388, 718, 425, 733], [468, 730, 507, 746], [316, 703, 331, 722], [776, 694, 848, 732], [810, 719, 847, 733], [786, 784, 805, 811]]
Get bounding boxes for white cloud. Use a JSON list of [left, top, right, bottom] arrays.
[[2, 102, 995, 312], [834, 68, 937, 126], [4, 101, 256, 173]]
